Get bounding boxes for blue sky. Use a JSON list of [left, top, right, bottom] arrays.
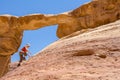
[[0, 0, 91, 62]]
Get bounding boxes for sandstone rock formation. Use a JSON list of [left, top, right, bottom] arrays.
[[0, 13, 77, 77], [0, 15, 23, 77], [57, 0, 120, 37], [0, 0, 120, 77], [1, 20, 120, 80]]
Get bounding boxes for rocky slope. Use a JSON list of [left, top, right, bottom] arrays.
[[1, 20, 120, 80], [1, 0, 120, 77]]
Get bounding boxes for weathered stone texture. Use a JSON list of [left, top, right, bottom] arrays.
[[0, 16, 23, 77], [1, 0, 120, 77], [0, 56, 10, 77], [1, 19, 120, 80], [57, 0, 120, 38]]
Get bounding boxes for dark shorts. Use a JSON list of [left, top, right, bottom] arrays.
[[19, 52, 27, 62]]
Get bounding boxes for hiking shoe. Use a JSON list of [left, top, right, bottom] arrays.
[[17, 63, 21, 67]]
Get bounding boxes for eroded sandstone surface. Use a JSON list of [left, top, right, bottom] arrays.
[[1, 19, 120, 80], [0, 0, 120, 77]]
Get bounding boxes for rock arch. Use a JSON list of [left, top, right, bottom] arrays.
[[0, 0, 120, 77], [0, 13, 79, 77]]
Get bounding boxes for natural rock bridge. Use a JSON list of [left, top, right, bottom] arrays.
[[0, 0, 120, 77]]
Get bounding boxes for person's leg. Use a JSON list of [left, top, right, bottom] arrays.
[[23, 56, 26, 60], [17, 52, 23, 67], [23, 52, 27, 60]]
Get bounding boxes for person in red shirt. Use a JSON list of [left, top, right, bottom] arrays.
[[17, 43, 31, 66]]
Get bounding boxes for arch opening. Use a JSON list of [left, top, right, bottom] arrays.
[[11, 25, 58, 62]]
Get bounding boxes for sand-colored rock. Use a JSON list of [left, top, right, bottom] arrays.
[[0, 56, 10, 77], [1, 0, 120, 77], [57, 0, 120, 38], [1, 19, 120, 80], [0, 16, 23, 77], [0, 13, 74, 77]]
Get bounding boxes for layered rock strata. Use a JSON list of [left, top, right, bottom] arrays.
[[0, 0, 120, 77], [1, 19, 120, 80]]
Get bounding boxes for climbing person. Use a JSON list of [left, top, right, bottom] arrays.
[[17, 43, 32, 67]]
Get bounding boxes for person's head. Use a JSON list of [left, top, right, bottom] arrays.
[[25, 43, 30, 48]]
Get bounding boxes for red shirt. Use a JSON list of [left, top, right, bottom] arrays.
[[21, 47, 28, 53]]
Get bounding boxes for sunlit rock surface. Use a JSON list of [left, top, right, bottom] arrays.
[[1, 20, 120, 80], [1, 0, 120, 77]]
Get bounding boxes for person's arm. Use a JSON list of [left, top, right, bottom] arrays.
[[27, 51, 32, 57]]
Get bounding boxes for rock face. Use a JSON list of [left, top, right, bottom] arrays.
[[0, 0, 120, 77], [0, 16, 23, 77], [57, 0, 120, 37], [0, 56, 10, 77], [1, 20, 120, 80], [0, 14, 76, 77]]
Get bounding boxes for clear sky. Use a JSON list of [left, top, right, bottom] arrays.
[[0, 0, 91, 62]]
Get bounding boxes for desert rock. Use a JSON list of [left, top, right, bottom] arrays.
[[1, 0, 120, 77], [1, 19, 120, 80]]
